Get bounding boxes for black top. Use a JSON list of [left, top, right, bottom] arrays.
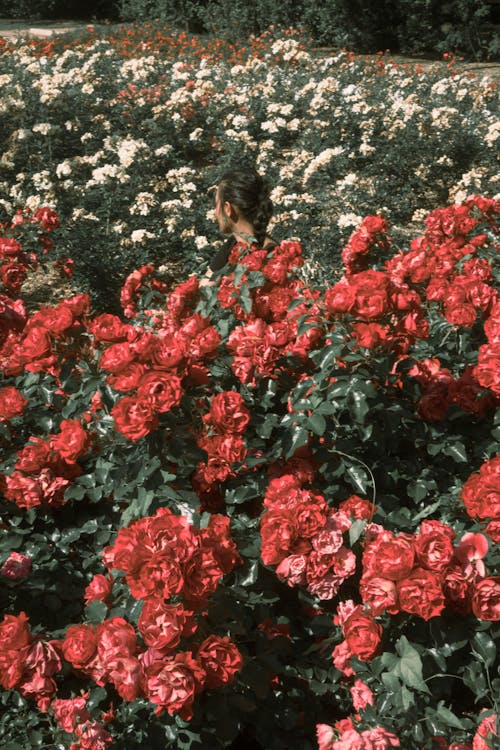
[[208, 237, 278, 273]]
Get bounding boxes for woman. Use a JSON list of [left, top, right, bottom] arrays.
[[203, 166, 277, 283]]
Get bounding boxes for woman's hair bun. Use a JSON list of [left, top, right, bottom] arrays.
[[218, 165, 273, 246]]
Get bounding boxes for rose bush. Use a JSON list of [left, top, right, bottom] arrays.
[[0, 188, 498, 748]]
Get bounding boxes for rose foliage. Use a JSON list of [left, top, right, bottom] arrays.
[[0, 194, 499, 749]]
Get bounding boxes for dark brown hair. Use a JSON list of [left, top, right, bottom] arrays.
[[217, 166, 274, 247]]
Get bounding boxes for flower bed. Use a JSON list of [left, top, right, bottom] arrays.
[[0, 25, 497, 310], [0, 188, 498, 748]]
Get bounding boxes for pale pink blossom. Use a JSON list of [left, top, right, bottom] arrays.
[[456, 533, 489, 577], [316, 723, 336, 750], [350, 679, 374, 711]]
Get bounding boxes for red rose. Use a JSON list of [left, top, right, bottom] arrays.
[[324, 282, 357, 315], [33, 206, 59, 230], [99, 341, 136, 374], [188, 325, 221, 359], [445, 302, 477, 327], [295, 497, 328, 538], [475, 343, 500, 394], [151, 334, 186, 370], [361, 727, 400, 748], [15, 437, 52, 472], [0, 611, 31, 650], [51, 419, 90, 463], [205, 391, 250, 434], [414, 520, 455, 572], [443, 564, 472, 615], [89, 313, 131, 343], [149, 508, 197, 562], [0, 386, 28, 419], [138, 601, 196, 651], [84, 574, 113, 606], [343, 609, 382, 661], [263, 256, 288, 285], [471, 577, 500, 621], [352, 322, 389, 349], [107, 655, 142, 701], [61, 624, 97, 668], [351, 271, 390, 320], [260, 510, 298, 565], [360, 575, 399, 615], [1, 551, 31, 580], [144, 652, 206, 719], [485, 520, 500, 543], [2, 472, 43, 509], [96, 617, 137, 662], [30, 304, 75, 338], [137, 371, 183, 413], [473, 712, 497, 750], [0, 237, 22, 258], [104, 522, 153, 576], [168, 275, 199, 318], [0, 649, 25, 688], [20, 327, 52, 361], [461, 456, 500, 520], [183, 549, 224, 605], [129, 553, 184, 600], [0, 262, 27, 292], [339, 494, 377, 520], [417, 384, 450, 422], [362, 530, 415, 581], [52, 695, 90, 733], [74, 720, 113, 750], [107, 362, 146, 392], [397, 568, 445, 620], [350, 678, 374, 711], [200, 433, 247, 464], [111, 396, 159, 441], [199, 514, 242, 574], [197, 635, 243, 688]]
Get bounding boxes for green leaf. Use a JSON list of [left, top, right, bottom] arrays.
[[348, 389, 369, 423], [394, 637, 430, 693], [283, 424, 309, 458], [472, 631, 496, 667], [307, 413, 326, 436], [237, 560, 259, 587], [313, 344, 340, 371], [346, 464, 368, 494], [401, 684, 415, 710], [443, 441, 467, 462], [436, 703, 465, 729], [85, 600, 107, 624], [349, 519, 366, 546], [407, 479, 430, 503]]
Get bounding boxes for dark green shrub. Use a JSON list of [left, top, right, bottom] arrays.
[[0, 0, 119, 20], [0, 0, 57, 19], [118, 0, 205, 31]]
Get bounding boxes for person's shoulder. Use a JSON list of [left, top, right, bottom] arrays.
[[263, 235, 279, 249], [209, 237, 235, 272]]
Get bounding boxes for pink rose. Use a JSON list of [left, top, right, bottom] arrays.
[[350, 679, 374, 711]]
